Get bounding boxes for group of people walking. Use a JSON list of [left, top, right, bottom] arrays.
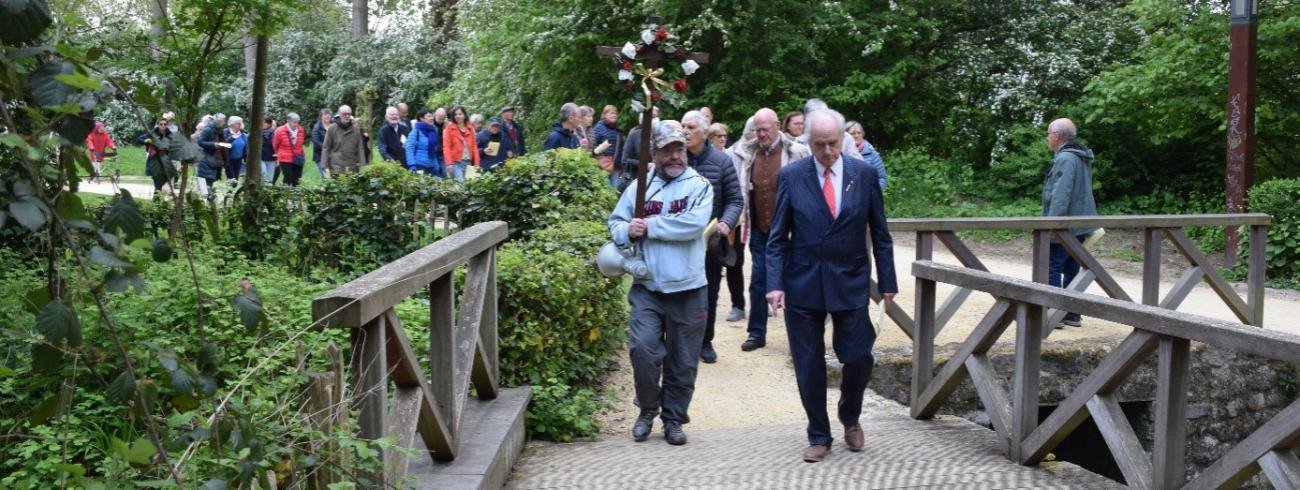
[[606, 100, 1098, 465], [130, 102, 529, 195]]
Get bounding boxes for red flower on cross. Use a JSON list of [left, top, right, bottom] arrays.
[[673, 79, 687, 93], [655, 27, 668, 41]]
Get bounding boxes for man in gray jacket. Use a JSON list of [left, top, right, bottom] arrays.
[[1042, 118, 1098, 328], [682, 110, 744, 364]]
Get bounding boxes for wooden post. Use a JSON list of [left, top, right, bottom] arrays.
[[1225, 0, 1259, 263], [1143, 228, 1162, 306], [1153, 337, 1190, 489], [1031, 230, 1050, 284], [912, 274, 936, 420], [428, 274, 458, 442], [1247, 224, 1267, 326], [1012, 302, 1043, 464], [307, 372, 339, 489], [350, 314, 389, 487]]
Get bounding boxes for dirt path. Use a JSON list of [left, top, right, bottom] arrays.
[[594, 237, 1300, 437]]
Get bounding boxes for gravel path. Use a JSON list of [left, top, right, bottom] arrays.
[[594, 239, 1300, 437]]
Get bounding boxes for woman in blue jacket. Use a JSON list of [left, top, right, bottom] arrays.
[[406, 109, 445, 178]]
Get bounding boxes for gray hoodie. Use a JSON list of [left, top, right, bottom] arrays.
[[1041, 141, 1098, 237]]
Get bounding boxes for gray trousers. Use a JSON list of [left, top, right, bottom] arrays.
[[628, 284, 708, 424]]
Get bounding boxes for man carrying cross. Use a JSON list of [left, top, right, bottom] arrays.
[[608, 121, 713, 446]]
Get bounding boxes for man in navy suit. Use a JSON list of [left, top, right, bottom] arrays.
[[766, 109, 898, 463]]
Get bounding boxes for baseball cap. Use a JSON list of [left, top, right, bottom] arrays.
[[652, 120, 687, 149]]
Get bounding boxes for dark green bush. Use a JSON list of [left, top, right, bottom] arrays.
[[521, 220, 609, 259], [884, 149, 960, 218], [457, 149, 617, 240], [495, 240, 626, 389], [525, 381, 604, 442], [1247, 178, 1300, 281]]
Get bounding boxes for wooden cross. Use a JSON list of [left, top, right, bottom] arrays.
[[596, 15, 710, 219]]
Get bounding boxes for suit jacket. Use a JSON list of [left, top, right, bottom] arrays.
[[766, 156, 898, 311]]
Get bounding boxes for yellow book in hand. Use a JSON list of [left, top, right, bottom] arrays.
[[485, 141, 501, 156]]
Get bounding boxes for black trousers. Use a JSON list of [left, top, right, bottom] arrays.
[[281, 161, 303, 187], [724, 232, 746, 309]]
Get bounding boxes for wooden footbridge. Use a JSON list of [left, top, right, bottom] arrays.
[[307, 214, 1300, 489]]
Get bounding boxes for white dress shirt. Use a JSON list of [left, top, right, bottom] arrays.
[[815, 155, 844, 217]]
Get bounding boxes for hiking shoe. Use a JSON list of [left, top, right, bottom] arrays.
[[741, 337, 766, 351], [726, 307, 745, 322], [701, 343, 718, 364], [1061, 317, 1082, 328], [663, 421, 687, 445], [632, 411, 657, 442]]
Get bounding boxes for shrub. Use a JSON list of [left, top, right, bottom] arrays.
[[457, 149, 617, 240], [525, 382, 605, 442], [495, 241, 627, 389], [885, 149, 960, 217], [521, 220, 609, 259], [1247, 178, 1300, 281]]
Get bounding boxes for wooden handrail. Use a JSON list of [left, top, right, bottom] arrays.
[[308, 221, 509, 487], [909, 259, 1300, 489], [311, 221, 508, 329], [889, 213, 1270, 232], [911, 261, 1300, 364]]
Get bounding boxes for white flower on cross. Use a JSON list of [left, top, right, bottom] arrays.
[[681, 59, 700, 76], [621, 42, 637, 59], [618, 70, 633, 81], [641, 29, 656, 45]]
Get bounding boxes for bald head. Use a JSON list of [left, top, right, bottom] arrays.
[[753, 108, 780, 147], [1047, 118, 1077, 152]]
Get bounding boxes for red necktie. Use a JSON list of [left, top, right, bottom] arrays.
[[822, 166, 836, 219]]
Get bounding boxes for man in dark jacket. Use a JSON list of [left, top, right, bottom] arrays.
[[500, 106, 525, 157], [620, 106, 660, 192], [261, 117, 278, 183], [543, 102, 582, 150], [1042, 118, 1098, 328], [682, 111, 744, 364], [377, 106, 410, 166], [312, 109, 331, 178], [477, 118, 513, 172]]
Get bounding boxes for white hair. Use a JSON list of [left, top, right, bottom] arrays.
[[806, 109, 845, 135], [742, 116, 756, 136], [1049, 119, 1077, 139], [337, 105, 352, 114], [681, 110, 709, 130], [804, 98, 828, 117], [560, 102, 579, 122], [212, 113, 226, 123], [286, 112, 300, 122], [228, 116, 243, 127]]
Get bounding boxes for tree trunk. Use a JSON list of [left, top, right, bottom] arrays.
[[245, 29, 269, 186], [242, 23, 256, 79], [351, 0, 368, 39], [148, 0, 167, 60], [431, 0, 459, 42]]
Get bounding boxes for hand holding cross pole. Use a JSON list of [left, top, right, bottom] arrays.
[[596, 15, 709, 220]]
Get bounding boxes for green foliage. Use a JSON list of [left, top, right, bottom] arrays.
[[522, 220, 609, 258], [456, 149, 617, 241], [525, 382, 605, 442], [884, 149, 958, 218], [1247, 179, 1300, 281]]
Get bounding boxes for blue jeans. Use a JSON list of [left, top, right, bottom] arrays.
[[1048, 236, 1085, 322], [747, 215, 771, 341], [261, 160, 276, 183], [450, 161, 469, 180]]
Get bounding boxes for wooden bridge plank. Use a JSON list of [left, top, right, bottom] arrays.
[[1164, 228, 1253, 324], [1143, 228, 1162, 306], [350, 315, 389, 487], [312, 221, 508, 328], [471, 249, 500, 399], [935, 230, 990, 272], [911, 261, 1300, 364], [911, 275, 936, 419], [1088, 394, 1153, 490], [1248, 225, 1268, 327], [427, 274, 459, 446], [914, 299, 1013, 420], [888, 213, 1270, 232], [1019, 330, 1160, 464], [451, 250, 492, 431], [1183, 398, 1300, 490], [387, 387, 424, 482]]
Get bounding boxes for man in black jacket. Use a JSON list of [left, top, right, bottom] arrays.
[[681, 111, 744, 364], [377, 106, 409, 166], [311, 109, 331, 179]]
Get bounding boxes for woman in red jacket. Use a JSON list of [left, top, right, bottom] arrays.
[[272, 113, 307, 187], [85, 121, 116, 183], [442, 106, 479, 181]]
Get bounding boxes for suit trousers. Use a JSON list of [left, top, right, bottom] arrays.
[[628, 284, 707, 424], [785, 304, 876, 446]]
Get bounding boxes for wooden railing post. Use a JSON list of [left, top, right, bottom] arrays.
[[428, 274, 458, 443], [1012, 301, 1043, 464], [1031, 230, 1050, 284], [1143, 227, 1162, 306], [1153, 337, 1190, 489], [350, 313, 389, 487], [1248, 224, 1267, 326], [911, 232, 936, 419]]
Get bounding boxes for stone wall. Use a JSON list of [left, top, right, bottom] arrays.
[[846, 335, 1300, 487]]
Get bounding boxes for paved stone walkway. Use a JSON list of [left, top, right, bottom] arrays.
[[508, 404, 1122, 489]]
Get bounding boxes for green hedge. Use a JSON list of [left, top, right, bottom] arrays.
[[1248, 178, 1300, 282]]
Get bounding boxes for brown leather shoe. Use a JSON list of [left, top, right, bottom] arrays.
[[803, 444, 830, 462], [844, 424, 864, 452]]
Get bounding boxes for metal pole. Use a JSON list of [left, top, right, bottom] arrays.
[[1225, 0, 1259, 265]]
